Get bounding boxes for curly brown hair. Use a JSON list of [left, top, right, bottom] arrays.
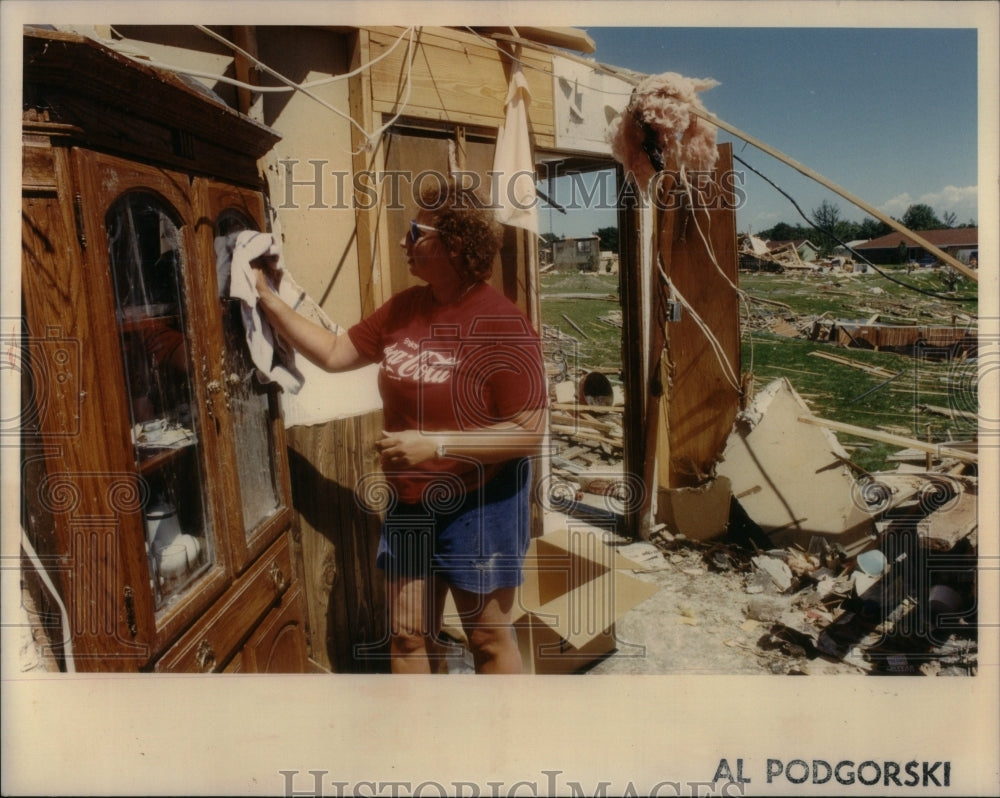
[[418, 178, 503, 282]]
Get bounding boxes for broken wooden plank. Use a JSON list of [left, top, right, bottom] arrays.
[[550, 423, 622, 447], [560, 313, 591, 340], [556, 445, 590, 461], [550, 402, 624, 414], [919, 482, 977, 549], [918, 403, 979, 422], [807, 350, 896, 378], [541, 292, 619, 301], [549, 412, 622, 436], [798, 416, 978, 463]]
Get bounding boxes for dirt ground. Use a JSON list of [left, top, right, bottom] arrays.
[[582, 524, 976, 678], [585, 532, 865, 676]]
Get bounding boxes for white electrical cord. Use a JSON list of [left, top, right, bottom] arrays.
[[677, 164, 756, 378], [20, 527, 75, 673], [658, 265, 742, 393], [194, 24, 417, 154], [108, 25, 418, 154]]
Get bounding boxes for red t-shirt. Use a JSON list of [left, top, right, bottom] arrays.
[[348, 282, 547, 503]]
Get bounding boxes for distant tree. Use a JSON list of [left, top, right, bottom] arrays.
[[901, 203, 943, 230], [758, 221, 802, 242], [812, 200, 842, 230], [595, 226, 619, 252], [857, 217, 891, 240], [811, 200, 851, 255], [942, 210, 958, 228]]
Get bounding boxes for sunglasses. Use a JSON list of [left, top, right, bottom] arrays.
[[408, 220, 439, 242]]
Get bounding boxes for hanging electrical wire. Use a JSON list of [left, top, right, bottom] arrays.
[[110, 24, 415, 93], [657, 264, 743, 393], [733, 154, 978, 304], [672, 166, 756, 377], [106, 25, 419, 153], [193, 25, 418, 153]]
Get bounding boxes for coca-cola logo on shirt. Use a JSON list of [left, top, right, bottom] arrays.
[[381, 339, 457, 384]]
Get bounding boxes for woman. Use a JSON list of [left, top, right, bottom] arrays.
[[254, 180, 547, 674]]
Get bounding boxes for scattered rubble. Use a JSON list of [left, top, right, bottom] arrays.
[[542, 279, 978, 677], [542, 323, 627, 512]]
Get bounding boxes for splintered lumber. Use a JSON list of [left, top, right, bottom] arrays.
[[550, 402, 624, 414], [918, 403, 979, 422], [549, 423, 622, 447], [747, 294, 793, 311], [541, 293, 619, 301], [797, 416, 978, 464], [549, 411, 622, 436], [807, 350, 896, 378], [560, 313, 591, 340]]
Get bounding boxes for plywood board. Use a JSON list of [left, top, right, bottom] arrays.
[[717, 378, 875, 555]]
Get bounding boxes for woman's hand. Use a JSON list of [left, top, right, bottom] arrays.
[[376, 429, 439, 468], [251, 254, 281, 297]]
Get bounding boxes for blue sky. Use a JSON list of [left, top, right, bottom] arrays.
[[541, 26, 979, 238]]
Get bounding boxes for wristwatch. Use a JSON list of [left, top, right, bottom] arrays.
[[435, 440, 448, 460]]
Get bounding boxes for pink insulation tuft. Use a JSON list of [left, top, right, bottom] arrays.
[[608, 71, 720, 191]]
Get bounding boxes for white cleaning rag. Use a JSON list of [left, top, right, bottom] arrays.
[[491, 61, 538, 234], [225, 230, 305, 394]]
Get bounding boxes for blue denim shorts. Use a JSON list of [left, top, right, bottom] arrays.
[[377, 459, 532, 594]]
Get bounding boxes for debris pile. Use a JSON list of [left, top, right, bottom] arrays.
[[705, 378, 978, 674], [738, 266, 977, 356], [542, 324, 626, 512], [738, 234, 815, 272]]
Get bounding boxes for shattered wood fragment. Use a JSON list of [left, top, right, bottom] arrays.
[[807, 350, 897, 378], [918, 403, 979, 422], [550, 402, 625, 414], [918, 482, 978, 549], [549, 424, 622, 447], [798, 416, 978, 464], [560, 313, 591, 340]]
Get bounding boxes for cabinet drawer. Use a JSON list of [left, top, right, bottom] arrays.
[[154, 535, 294, 672], [242, 585, 308, 673]]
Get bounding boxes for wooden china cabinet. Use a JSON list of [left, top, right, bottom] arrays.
[[20, 27, 309, 673]]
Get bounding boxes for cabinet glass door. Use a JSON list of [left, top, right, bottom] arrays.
[[106, 191, 215, 612], [214, 208, 282, 540]]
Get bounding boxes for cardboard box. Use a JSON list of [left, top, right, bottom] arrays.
[[444, 527, 659, 674], [656, 476, 732, 541]]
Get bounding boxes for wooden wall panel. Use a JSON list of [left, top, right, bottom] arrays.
[[366, 26, 555, 148], [286, 411, 389, 673], [659, 144, 741, 489]]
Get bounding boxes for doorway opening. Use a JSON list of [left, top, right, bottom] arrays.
[[536, 159, 638, 532]]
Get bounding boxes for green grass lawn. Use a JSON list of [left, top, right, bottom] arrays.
[[541, 266, 978, 473], [740, 266, 978, 322], [540, 271, 623, 372]]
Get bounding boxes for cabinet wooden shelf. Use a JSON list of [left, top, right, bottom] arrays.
[[20, 27, 309, 673], [137, 438, 196, 475]]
